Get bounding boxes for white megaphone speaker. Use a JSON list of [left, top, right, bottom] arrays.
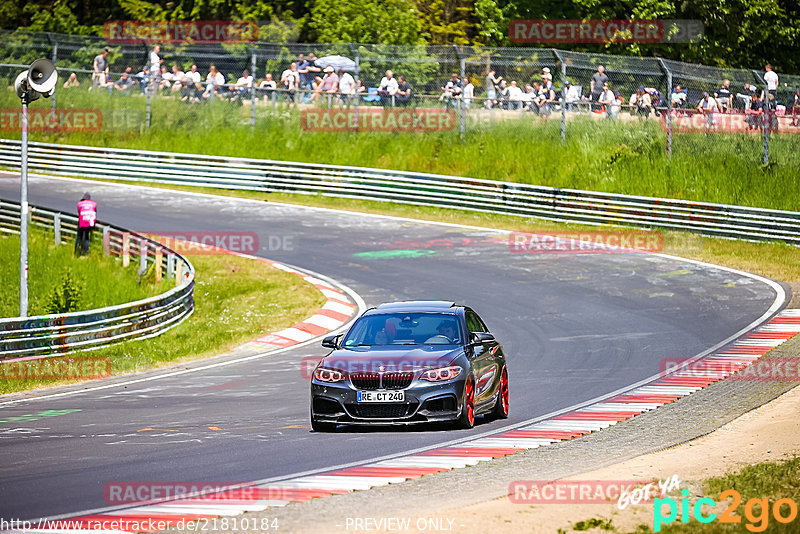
[[14, 71, 37, 101], [28, 59, 57, 97]]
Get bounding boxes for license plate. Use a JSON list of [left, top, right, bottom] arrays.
[[357, 391, 405, 403]]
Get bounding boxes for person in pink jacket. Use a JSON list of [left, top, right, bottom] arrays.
[[75, 192, 97, 256]]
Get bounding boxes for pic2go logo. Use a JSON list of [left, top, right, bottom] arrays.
[[654, 489, 798, 532]]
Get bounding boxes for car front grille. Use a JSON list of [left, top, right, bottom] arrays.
[[346, 403, 417, 419], [382, 372, 414, 390], [349, 372, 414, 390], [350, 372, 381, 390]]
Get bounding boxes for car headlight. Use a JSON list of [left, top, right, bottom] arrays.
[[314, 366, 345, 382], [419, 366, 462, 382]]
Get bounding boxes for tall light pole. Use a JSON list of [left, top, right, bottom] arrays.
[[13, 59, 57, 317]]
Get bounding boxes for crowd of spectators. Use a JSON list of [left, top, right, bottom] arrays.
[[70, 49, 799, 127]]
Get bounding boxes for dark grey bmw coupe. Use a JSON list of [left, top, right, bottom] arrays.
[[310, 301, 509, 432]]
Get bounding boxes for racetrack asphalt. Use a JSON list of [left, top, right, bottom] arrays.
[[0, 174, 784, 522]]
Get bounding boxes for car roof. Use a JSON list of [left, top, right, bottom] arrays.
[[372, 301, 458, 312]]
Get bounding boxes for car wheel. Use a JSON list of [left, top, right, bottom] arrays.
[[456, 377, 475, 429], [310, 411, 337, 433], [491, 367, 509, 419]]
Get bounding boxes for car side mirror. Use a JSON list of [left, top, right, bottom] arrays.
[[321, 335, 341, 349], [470, 332, 495, 345]]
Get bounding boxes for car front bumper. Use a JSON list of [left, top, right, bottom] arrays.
[[311, 378, 465, 426]]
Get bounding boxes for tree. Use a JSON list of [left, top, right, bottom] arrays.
[[307, 0, 425, 45]]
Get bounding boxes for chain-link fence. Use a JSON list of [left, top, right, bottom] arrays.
[[2, 29, 799, 166]]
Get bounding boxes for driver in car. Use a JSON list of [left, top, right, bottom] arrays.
[[436, 320, 458, 342]]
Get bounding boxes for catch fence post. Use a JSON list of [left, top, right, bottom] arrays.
[[657, 58, 673, 157]]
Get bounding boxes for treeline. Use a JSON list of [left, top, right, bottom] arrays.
[[2, 0, 799, 73]]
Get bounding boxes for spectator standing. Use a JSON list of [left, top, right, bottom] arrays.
[[463, 78, 474, 109], [281, 62, 300, 105], [763, 64, 778, 109], [791, 88, 800, 127], [75, 193, 97, 256], [148, 45, 163, 92], [303, 53, 322, 103], [497, 80, 509, 110], [149, 45, 163, 73], [714, 79, 732, 112], [92, 48, 110, 90], [697, 92, 721, 131], [63, 73, 80, 88], [379, 70, 399, 106], [396, 75, 413, 106], [590, 65, 608, 111], [564, 80, 581, 112], [296, 54, 310, 101], [337, 69, 356, 107], [485, 69, 502, 109]]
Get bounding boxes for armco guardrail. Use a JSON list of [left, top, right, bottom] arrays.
[[0, 199, 194, 358], [0, 139, 799, 245]]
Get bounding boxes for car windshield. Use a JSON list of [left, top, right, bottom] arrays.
[[342, 313, 462, 347]]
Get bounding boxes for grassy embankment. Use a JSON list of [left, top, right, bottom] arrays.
[[0, 229, 325, 394], [2, 87, 800, 211]]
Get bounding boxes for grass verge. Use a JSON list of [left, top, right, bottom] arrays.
[[3, 89, 800, 211], [0, 241, 326, 395]]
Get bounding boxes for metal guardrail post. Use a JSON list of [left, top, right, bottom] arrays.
[[454, 45, 466, 142], [176, 260, 184, 287], [155, 247, 163, 282], [139, 239, 147, 274], [102, 226, 110, 254], [53, 213, 61, 245], [167, 253, 175, 279], [657, 58, 673, 157], [122, 232, 130, 267], [553, 49, 566, 145]]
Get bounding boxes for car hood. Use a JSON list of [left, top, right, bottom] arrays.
[[322, 346, 463, 374]]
